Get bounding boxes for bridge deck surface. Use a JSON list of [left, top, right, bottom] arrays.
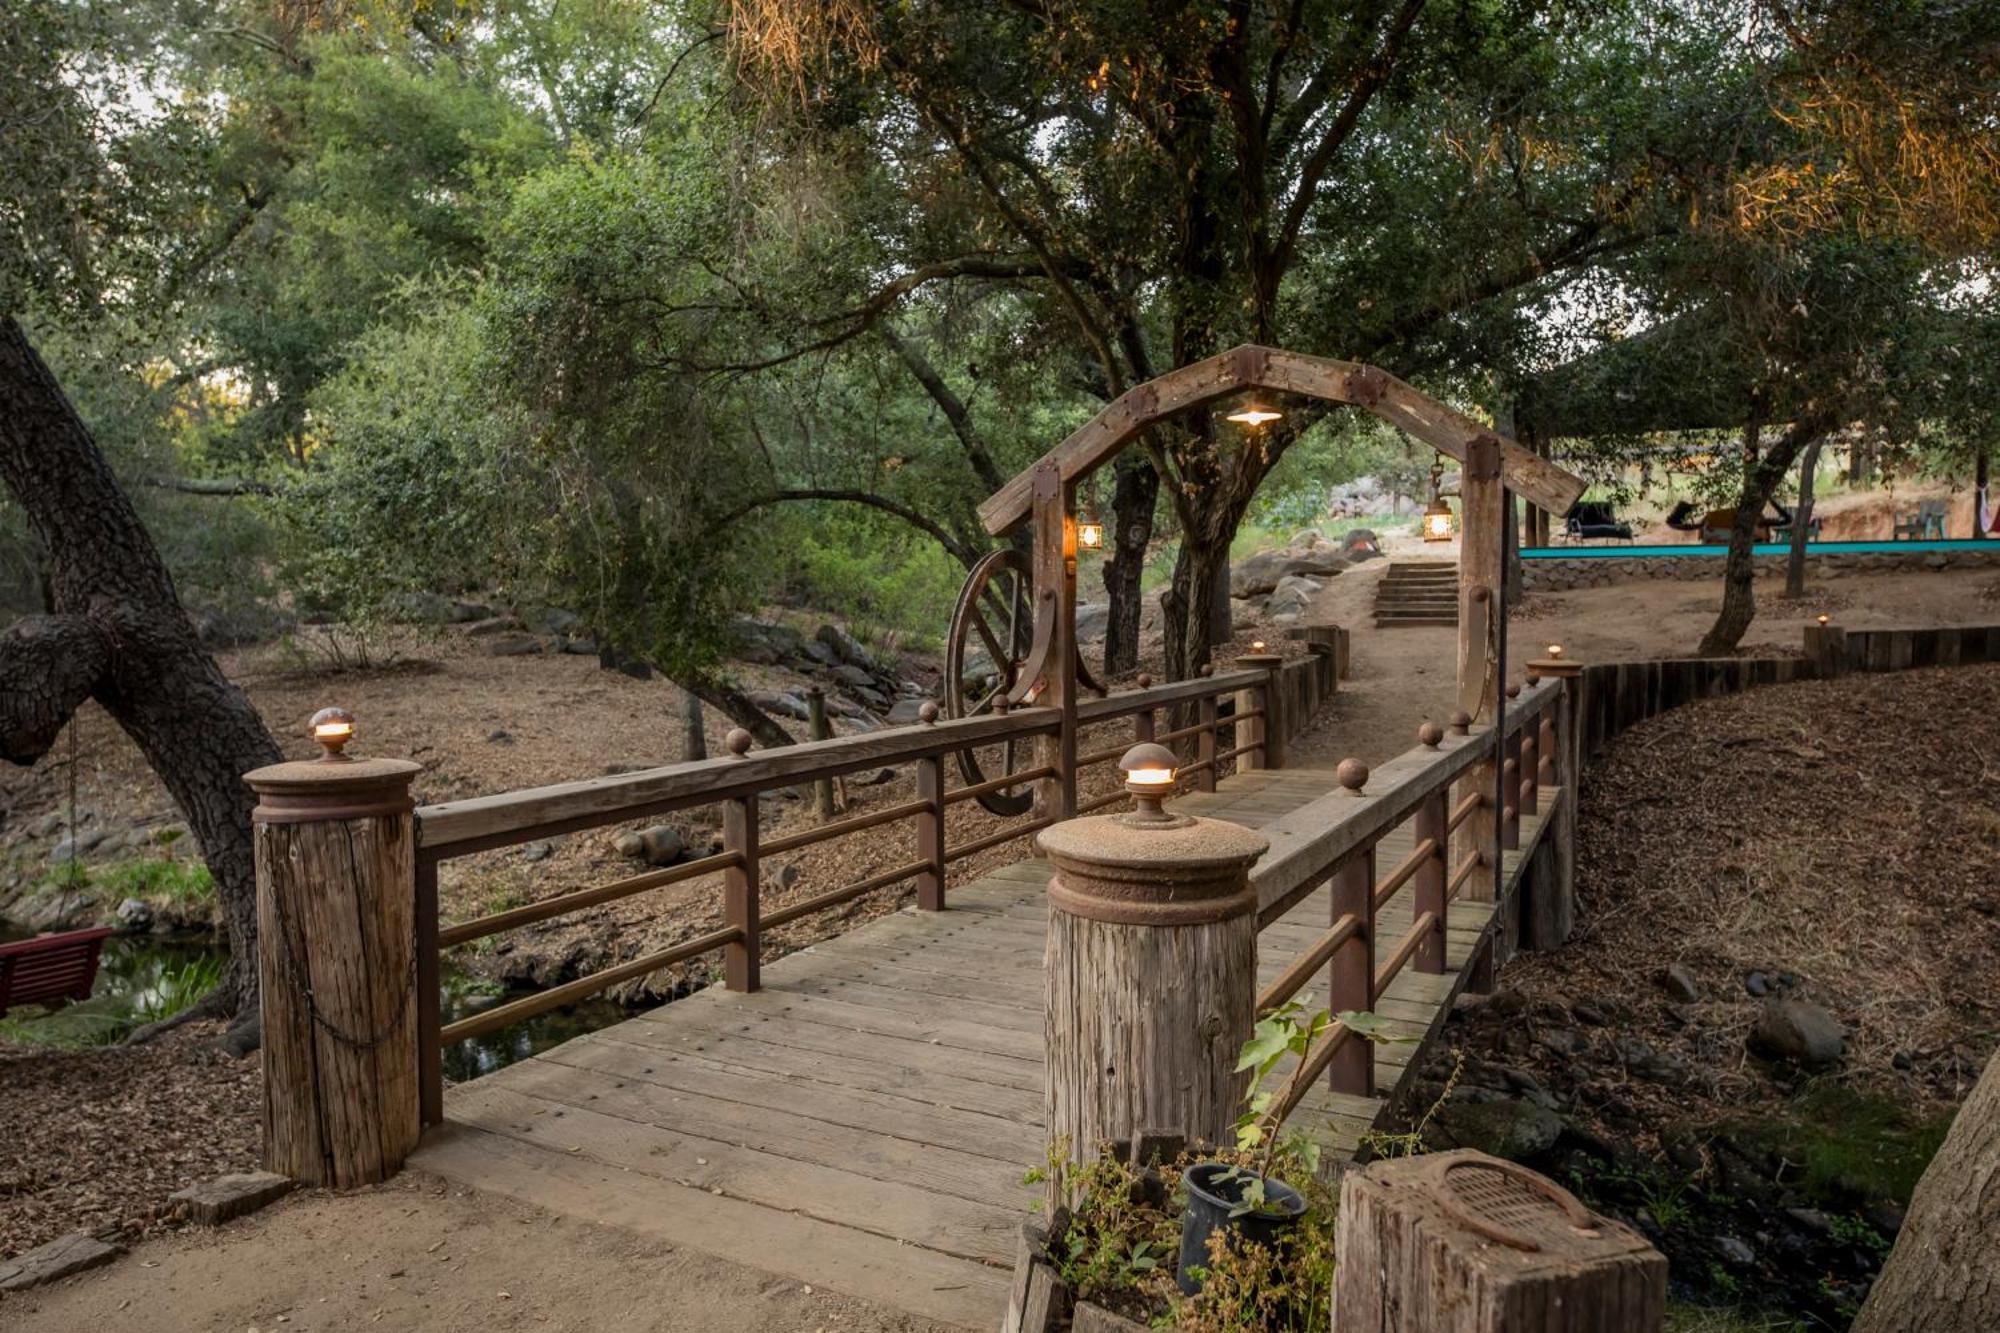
[[410, 767, 1552, 1328]]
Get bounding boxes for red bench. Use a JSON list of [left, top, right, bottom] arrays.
[[0, 927, 116, 1017]]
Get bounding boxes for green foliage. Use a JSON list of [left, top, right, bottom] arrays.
[[89, 857, 216, 905], [1727, 1081, 1952, 1205], [0, 951, 223, 1050]]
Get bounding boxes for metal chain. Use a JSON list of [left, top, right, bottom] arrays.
[[57, 716, 82, 921], [263, 843, 418, 1050]]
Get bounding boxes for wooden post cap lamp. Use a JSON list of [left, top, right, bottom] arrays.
[[1116, 742, 1183, 826], [1527, 642, 1581, 681]]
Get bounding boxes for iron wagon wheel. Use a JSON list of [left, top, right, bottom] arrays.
[[945, 548, 1037, 817]]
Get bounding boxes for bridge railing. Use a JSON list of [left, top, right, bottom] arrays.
[[409, 653, 1337, 1124], [1244, 675, 1571, 1115]]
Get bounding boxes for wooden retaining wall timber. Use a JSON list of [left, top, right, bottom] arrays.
[[1573, 623, 2000, 761]]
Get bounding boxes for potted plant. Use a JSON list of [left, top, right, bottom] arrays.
[[1177, 1002, 1405, 1295]]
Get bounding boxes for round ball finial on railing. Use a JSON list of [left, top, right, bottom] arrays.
[[1417, 721, 1443, 748], [309, 706, 356, 761], [725, 727, 753, 757], [1135, 672, 1152, 689], [1198, 662, 1214, 678], [1448, 709, 1472, 735], [1337, 757, 1369, 795], [1506, 681, 1522, 700], [917, 700, 939, 725]]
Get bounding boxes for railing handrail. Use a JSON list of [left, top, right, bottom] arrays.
[[416, 707, 1059, 856], [417, 666, 1292, 857]]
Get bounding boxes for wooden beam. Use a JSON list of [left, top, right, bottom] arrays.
[[978, 344, 1586, 535]]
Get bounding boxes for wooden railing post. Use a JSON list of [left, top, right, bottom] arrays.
[[1039, 809, 1267, 1177], [1519, 715, 1539, 819], [722, 729, 761, 991], [1232, 652, 1281, 772], [1327, 760, 1376, 1096], [244, 718, 421, 1187], [805, 687, 837, 817], [1501, 685, 1522, 852], [1132, 673, 1156, 742], [1414, 725, 1448, 975], [1195, 689, 1219, 793], [915, 727, 946, 912], [1524, 653, 1584, 951]]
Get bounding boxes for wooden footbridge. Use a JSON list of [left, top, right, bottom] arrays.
[[241, 345, 1592, 1328], [407, 735, 1561, 1327]]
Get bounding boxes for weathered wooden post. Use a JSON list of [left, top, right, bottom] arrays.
[[722, 728, 761, 991], [914, 702, 946, 911], [1040, 743, 1268, 1171], [1413, 724, 1448, 975], [1335, 1149, 1666, 1332], [805, 687, 837, 817], [1327, 759, 1375, 1095], [1456, 435, 1504, 916], [1522, 648, 1582, 952], [1131, 673, 1156, 742], [1804, 615, 1847, 679], [244, 708, 421, 1188], [1232, 650, 1284, 771]]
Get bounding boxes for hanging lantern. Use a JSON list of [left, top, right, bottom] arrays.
[[1422, 456, 1454, 542], [1225, 403, 1282, 427], [1077, 511, 1104, 550]]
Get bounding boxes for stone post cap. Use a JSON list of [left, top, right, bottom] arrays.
[[1038, 814, 1268, 926], [244, 754, 421, 824]]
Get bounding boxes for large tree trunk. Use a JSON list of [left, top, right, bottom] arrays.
[[1161, 530, 1228, 680], [1785, 437, 1825, 597], [1852, 1049, 2000, 1332], [1100, 453, 1158, 674], [0, 315, 280, 1031]]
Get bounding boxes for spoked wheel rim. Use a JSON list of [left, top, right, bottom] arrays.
[[945, 549, 1037, 817]]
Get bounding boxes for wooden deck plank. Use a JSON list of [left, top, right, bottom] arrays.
[[420, 763, 1556, 1329]]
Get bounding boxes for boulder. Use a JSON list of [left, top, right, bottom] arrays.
[[852, 685, 891, 711], [831, 663, 875, 689], [1231, 551, 1346, 599], [730, 616, 806, 665], [638, 825, 685, 867], [1075, 602, 1110, 642], [748, 690, 812, 721], [815, 623, 875, 669], [521, 606, 582, 636], [463, 615, 525, 637], [521, 841, 553, 863], [614, 831, 645, 859], [886, 698, 930, 725], [559, 635, 599, 656], [116, 897, 154, 930], [1431, 1097, 1564, 1162], [1751, 998, 1845, 1067], [484, 632, 544, 656], [1661, 964, 1700, 1004]]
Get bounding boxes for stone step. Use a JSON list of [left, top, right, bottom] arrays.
[[1374, 615, 1459, 628]]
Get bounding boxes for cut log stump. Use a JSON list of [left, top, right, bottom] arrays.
[[1334, 1149, 1665, 1332]]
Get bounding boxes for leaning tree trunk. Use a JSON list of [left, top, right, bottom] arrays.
[[1852, 1049, 2000, 1331], [1161, 532, 1228, 681], [1700, 416, 1826, 655], [1786, 438, 1825, 597], [0, 315, 280, 1031]]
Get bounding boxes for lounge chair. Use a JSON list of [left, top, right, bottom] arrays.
[[1563, 501, 1635, 544], [1894, 499, 1947, 541]]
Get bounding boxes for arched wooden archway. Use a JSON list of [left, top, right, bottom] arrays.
[[971, 343, 1587, 820]]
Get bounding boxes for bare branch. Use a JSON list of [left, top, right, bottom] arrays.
[[711, 487, 987, 569]]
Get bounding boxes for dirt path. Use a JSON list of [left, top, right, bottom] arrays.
[[1291, 560, 2000, 770], [1, 1173, 948, 1333]]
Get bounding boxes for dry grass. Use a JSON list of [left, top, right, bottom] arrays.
[[1504, 663, 2000, 1130]]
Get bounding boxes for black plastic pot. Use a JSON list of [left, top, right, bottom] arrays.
[[1176, 1161, 1307, 1294]]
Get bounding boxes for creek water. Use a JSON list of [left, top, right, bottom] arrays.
[[0, 923, 645, 1077]]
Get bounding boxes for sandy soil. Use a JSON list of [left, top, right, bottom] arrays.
[[1290, 558, 2000, 770], [0, 1171, 946, 1333]]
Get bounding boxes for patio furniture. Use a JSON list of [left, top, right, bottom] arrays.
[[1563, 501, 1635, 544], [1894, 499, 1947, 541], [0, 927, 115, 1018]]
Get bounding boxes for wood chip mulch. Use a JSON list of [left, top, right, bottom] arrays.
[[0, 1021, 260, 1261], [1489, 662, 2000, 1140]]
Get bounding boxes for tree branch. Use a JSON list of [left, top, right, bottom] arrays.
[[712, 488, 987, 569], [0, 613, 112, 765], [135, 474, 275, 497], [877, 325, 1008, 493]]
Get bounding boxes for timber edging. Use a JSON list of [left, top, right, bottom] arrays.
[[1574, 622, 2000, 761]]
